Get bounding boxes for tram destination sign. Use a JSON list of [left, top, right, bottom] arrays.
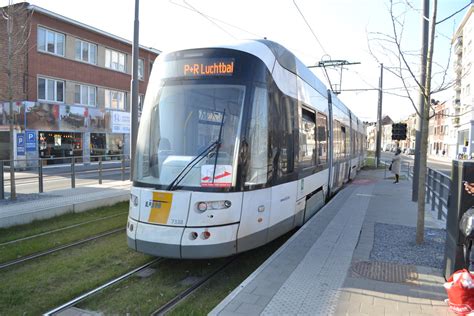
[[180, 58, 235, 77]]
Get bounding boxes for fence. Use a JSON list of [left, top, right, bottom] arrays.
[[0, 154, 130, 200]]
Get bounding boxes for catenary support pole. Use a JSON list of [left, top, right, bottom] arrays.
[[375, 63, 383, 168], [412, 0, 429, 202], [130, 0, 139, 180]]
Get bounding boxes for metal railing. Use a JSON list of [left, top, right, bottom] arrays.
[[425, 168, 450, 220], [0, 154, 131, 200]]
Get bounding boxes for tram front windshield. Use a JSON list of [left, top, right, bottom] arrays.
[[135, 83, 245, 188]]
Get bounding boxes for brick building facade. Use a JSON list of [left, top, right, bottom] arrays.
[[0, 2, 160, 164]]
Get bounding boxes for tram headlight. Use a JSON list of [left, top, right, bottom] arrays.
[[196, 200, 232, 212], [197, 202, 208, 212], [130, 193, 139, 207]]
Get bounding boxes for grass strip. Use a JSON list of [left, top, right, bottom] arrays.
[[0, 232, 150, 315], [167, 232, 292, 316], [76, 232, 292, 315], [0, 212, 128, 264], [0, 202, 129, 244], [77, 257, 228, 315]]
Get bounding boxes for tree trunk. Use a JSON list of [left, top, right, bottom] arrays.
[[416, 0, 437, 244]]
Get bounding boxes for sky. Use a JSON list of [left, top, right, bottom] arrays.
[[6, 0, 471, 122]]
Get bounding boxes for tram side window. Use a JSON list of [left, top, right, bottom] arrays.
[[271, 95, 295, 178], [341, 125, 347, 159], [245, 87, 269, 185], [333, 120, 341, 161], [316, 112, 328, 166], [299, 108, 316, 168]]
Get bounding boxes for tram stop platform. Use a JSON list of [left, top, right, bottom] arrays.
[[210, 168, 452, 316], [0, 180, 131, 228]]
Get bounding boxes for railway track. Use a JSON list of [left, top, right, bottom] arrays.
[[0, 227, 124, 270], [43, 256, 238, 316], [151, 256, 238, 316], [43, 258, 164, 316], [0, 212, 128, 246]]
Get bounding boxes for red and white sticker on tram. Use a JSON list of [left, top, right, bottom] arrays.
[[201, 165, 232, 187]]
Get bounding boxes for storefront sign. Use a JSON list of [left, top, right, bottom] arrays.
[[17, 133, 25, 156], [26, 130, 36, 152], [111, 111, 130, 134]]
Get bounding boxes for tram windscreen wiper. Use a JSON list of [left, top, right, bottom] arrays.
[[167, 110, 225, 191]]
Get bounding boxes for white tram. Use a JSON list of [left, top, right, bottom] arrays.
[[127, 40, 366, 259]]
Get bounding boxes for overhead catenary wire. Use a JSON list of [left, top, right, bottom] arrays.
[[168, 0, 264, 39], [181, 0, 237, 39], [292, 0, 328, 56], [437, 2, 471, 25]]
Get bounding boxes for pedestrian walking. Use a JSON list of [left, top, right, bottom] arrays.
[[391, 148, 401, 183]]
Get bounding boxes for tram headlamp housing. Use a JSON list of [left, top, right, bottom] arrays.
[[130, 193, 139, 207], [196, 200, 232, 212]]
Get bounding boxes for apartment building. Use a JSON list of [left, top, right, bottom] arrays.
[[428, 101, 450, 156], [452, 4, 474, 159], [0, 2, 160, 164]]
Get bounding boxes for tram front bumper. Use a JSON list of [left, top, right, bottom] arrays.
[[127, 217, 238, 259]]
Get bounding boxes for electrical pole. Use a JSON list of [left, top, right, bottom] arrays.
[[130, 0, 139, 180], [412, 0, 429, 202], [7, 3, 16, 199], [375, 63, 383, 168]]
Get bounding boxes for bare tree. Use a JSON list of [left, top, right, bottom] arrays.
[[368, 0, 448, 243], [1, 1, 31, 199]]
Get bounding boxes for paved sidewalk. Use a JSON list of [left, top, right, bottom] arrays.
[[0, 180, 131, 228], [210, 169, 451, 316]]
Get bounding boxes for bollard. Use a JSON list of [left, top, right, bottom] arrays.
[[121, 155, 125, 181], [431, 172, 436, 211], [71, 157, 76, 189], [426, 169, 431, 204], [438, 176, 444, 220], [0, 161, 4, 200], [99, 157, 103, 185], [38, 159, 43, 193]]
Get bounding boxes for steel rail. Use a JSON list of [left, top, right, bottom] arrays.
[[43, 257, 164, 316], [0, 228, 124, 270], [0, 212, 128, 246], [151, 256, 238, 316]]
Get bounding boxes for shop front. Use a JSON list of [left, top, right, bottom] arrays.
[[39, 131, 83, 164], [0, 101, 130, 166], [90, 133, 124, 161]]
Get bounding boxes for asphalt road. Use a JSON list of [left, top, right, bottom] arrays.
[[2, 161, 130, 195], [380, 151, 452, 177], [1, 153, 454, 196]]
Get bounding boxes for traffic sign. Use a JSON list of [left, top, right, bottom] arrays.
[[17, 134, 25, 156]]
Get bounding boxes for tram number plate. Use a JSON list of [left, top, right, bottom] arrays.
[[147, 192, 173, 224]]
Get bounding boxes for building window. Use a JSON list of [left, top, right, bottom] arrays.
[[138, 59, 144, 80], [105, 49, 126, 72], [74, 84, 97, 106], [38, 77, 64, 102], [37, 27, 65, 56], [75, 39, 97, 64], [105, 89, 126, 110]]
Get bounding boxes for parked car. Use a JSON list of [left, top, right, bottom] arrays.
[[407, 148, 415, 155]]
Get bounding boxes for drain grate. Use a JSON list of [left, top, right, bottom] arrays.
[[351, 261, 418, 283]]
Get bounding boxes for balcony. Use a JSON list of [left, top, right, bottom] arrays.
[[452, 117, 460, 127], [455, 36, 463, 55], [455, 79, 462, 92], [455, 61, 463, 74]]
